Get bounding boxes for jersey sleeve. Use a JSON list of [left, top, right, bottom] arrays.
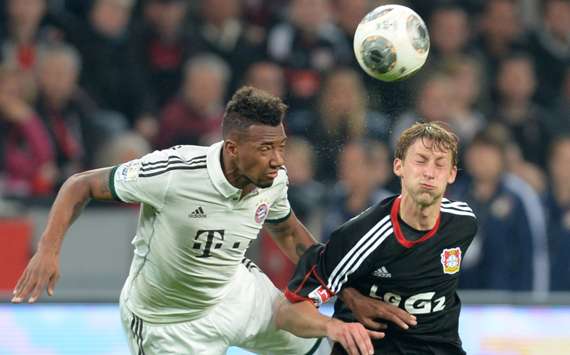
[[109, 149, 175, 210], [285, 214, 378, 307], [265, 169, 291, 223]]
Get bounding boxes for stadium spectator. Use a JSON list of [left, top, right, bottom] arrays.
[[266, 0, 350, 110], [195, 0, 265, 93], [391, 74, 454, 148], [288, 68, 391, 183], [0, 65, 55, 197], [243, 61, 286, 99], [428, 4, 473, 65], [545, 135, 570, 291], [553, 66, 570, 134], [448, 129, 543, 291], [283, 136, 324, 229], [1, 0, 48, 71], [492, 54, 553, 169], [529, 0, 570, 106], [35, 44, 106, 186], [133, 0, 201, 108], [156, 54, 229, 149], [321, 139, 393, 241], [476, 0, 529, 79], [51, 0, 155, 138]]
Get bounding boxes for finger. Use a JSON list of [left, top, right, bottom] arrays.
[[353, 326, 374, 355], [12, 269, 31, 299], [362, 318, 387, 330], [368, 330, 385, 339], [29, 277, 48, 303], [12, 273, 36, 303], [47, 273, 59, 296], [391, 307, 417, 326], [386, 312, 410, 330], [342, 332, 358, 355]]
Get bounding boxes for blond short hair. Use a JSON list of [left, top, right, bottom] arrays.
[[395, 122, 459, 166]]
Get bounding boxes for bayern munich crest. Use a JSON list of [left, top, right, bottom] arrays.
[[440, 247, 462, 274], [255, 203, 269, 224]]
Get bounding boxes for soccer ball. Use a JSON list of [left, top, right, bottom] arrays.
[[353, 4, 430, 82]]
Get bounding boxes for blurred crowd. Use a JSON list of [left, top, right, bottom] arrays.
[[0, 0, 569, 293]]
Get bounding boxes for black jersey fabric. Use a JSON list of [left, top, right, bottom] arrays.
[[285, 195, 478, 354]]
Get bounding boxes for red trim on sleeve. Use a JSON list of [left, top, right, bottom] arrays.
[[284, 288, 313, 303], [390, 195, 441, 248]]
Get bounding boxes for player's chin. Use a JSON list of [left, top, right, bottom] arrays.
[[255, 177, 275, 188]]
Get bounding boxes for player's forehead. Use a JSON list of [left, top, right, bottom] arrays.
[[408, 137, 452, 160], [242, 123, 287, 145]]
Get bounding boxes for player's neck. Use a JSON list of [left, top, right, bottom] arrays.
[[399, 194, 440, 231], [220, 149, 255, 193]]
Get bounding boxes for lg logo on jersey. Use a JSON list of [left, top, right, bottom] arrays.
[[369, 285, 446, 314]]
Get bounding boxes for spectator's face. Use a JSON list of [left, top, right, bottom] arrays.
[[481, 1, 521, 42], [430, 9, 469, 55], [154, 1, 188, 36], [90, 0, 132, 38], [285, 142, 313, 184], [321, 72, 362, 114], [497, 58, 536, 102], [544, 0, 570, 38], [465, 143, 504, 182], [37, 53, 78, 104], [334, 0, 368, 34], [339, 143, 371, 191], [394, 138, 456, 207], [291, 0, 330, 33], [202, 0, 240, 24], [450, 62, 480, 108], [184, 68, 225, 113], [549, 140, 570, 187], [417, 78, 452, 122], [7, 0, 46, 27], [246, 63, 285, 99]]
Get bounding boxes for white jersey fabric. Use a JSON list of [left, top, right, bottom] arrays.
[[111, 141, 291, 324]]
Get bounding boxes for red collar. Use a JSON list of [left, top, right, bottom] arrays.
[[390, 196, 441, 248]]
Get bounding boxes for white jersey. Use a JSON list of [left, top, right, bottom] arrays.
[[111, 141, 291, 323]]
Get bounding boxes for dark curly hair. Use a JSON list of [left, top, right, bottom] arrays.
[[222, 86, 288, 138]]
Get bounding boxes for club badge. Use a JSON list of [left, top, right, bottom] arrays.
[[441, 247, 462, 274]]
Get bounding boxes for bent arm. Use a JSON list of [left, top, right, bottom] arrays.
[[263, 211, 317, 264], [38, 167, 116, 255]]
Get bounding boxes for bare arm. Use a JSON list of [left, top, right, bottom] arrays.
[[275, 298, 383, 355], [12, 167, 117, 303], [263, 211, 317, 264]]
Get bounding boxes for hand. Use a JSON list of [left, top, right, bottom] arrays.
[[0, 94, 33, 124], [341, 288, 417, 330], [326, 318, 384, 355], [11, 249, 61, 303]]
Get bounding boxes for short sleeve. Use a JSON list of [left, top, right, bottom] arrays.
[[110, 149, 175, 209], [265, 169, 291, 223]]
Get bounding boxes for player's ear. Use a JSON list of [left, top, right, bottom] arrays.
[[448, 165, 457, 184], [224, 139, 239, 158], [393, 158, 403, 177]]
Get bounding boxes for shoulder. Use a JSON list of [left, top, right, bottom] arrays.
[[135, 145, 208, 177], [440, 197, 478, 235]]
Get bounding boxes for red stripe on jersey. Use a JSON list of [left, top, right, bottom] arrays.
[[391, 195, 441, 248]]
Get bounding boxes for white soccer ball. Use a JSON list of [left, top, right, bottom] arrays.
[[353, 4, 430, 82]]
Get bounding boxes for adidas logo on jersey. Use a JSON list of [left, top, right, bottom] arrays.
[[373, 266, 392, 278], [189, 207, 206, 218]]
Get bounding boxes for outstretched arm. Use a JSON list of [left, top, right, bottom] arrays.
[[275, 297, 383, 355], [263, 211, 317, 264], [11, 167, 116, 303]]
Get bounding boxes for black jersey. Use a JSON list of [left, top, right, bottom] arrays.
[[285, 195, 477, 354]]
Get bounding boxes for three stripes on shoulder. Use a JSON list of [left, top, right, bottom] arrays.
[[139, 155, 207, 178], [441, 199, 476, 218]]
